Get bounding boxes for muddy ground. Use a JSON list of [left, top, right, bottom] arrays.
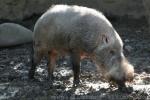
[[0, 17, 150, 100]]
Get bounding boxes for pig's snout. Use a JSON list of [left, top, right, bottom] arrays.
[[123, 63, 134, 82], [105, 60, 134, 85]]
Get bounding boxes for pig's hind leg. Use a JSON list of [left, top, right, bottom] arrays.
[[70, 50, 80, 87], [28, 49, 43, 80], [47, 50, 57, 83]]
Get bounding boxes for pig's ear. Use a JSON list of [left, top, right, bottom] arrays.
[[102, 34, 110, 45], [94, 34, 113, 52]]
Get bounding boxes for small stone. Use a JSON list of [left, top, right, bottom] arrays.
[[63, 61, 67, 65], [124, 39, 130, 43], [136, 30, 142, 33], [125, 45, 133, 52], [10, 61, 15, 65]]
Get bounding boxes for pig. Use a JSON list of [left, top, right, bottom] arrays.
[[28, 5, 134, 89]]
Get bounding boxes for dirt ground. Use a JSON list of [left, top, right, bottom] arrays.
[[0, 17, 150, 100]]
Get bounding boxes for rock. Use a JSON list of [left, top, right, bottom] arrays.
[[124, 45, 133, 53], [124, 39, 130, 43], [0, 0, 146, 21], [0, 23, 33, 47], [143, 0, 150, 32], [0, 0, 51, 20], [0, 0, 26, 20]]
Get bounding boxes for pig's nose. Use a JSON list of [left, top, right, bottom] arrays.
[[126, 72, 134, 82]]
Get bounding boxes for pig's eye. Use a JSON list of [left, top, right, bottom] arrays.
[[110, 50, 115, 55]]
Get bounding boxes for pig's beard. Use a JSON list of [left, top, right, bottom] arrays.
[[105, 59, 134, 82]]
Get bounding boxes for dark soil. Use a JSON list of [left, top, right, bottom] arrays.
[[0, 17, 150, 100]]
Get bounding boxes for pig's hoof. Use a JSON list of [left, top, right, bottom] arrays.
[[46, 81, 53, 89], [28, 77, 40, 82], [28, 76, 34, 79], [28, 75, 34, 80], [73, 80, 80, 87], [48, 80, 53, 86], [46, 77, 54, 86], [28, 73, 35, 79], [118, 86, 133, 93], [47, 74, 54, 80]]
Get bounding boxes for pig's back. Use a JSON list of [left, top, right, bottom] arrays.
[[34, 5, 115, 51], [47, 5, 112, 30]]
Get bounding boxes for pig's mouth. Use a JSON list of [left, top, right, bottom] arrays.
[[104, 61, 134, 88]]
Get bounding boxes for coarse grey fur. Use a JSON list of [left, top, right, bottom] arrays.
[[34, 5, 121, 52], [30, 5, 134, 89], [0, 23, 33, 47]]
